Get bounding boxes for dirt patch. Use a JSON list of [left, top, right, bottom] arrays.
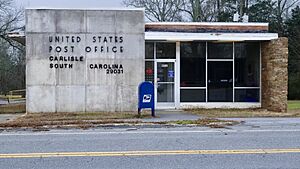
[[167, 118, 239, 128], [0, 111, 239, 130], [0, 103, 26, 114], [0, 112, 150, 129], [185, 108, 300, 118]]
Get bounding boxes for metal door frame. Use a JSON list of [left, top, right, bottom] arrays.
[[154, 59, 177, 109]]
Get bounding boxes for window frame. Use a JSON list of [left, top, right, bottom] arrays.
[[144, 41, 261, 104]]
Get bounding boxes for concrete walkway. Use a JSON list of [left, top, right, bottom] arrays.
[[0, 114, 22, 123], [139, 110, 201, 122], [0, 99, 8, 105]]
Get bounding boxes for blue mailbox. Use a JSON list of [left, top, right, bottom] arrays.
[[138, 82, 155, 117]]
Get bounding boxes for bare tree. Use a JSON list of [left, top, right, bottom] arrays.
[[123, 0, 299, 23], [123, 0, 184, 21], [276, 0, 299, 19], [180, 0, 209, 21], [0, 0, 25, 93], [274, 0, 299, 35], [0, 0, 24, 49], [180, 0, 237, 22]]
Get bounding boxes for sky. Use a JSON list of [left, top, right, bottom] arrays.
[[14, 0, 124, 8]]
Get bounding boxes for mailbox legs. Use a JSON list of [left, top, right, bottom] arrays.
[[151, 109, 155, 117], [137, 108, 155, 117]]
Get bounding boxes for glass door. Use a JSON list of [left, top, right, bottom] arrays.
[[208, 61, 233, 102], [155, 60, 175, 108]]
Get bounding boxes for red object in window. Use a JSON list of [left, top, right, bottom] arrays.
[[146, 68, 153, 75]]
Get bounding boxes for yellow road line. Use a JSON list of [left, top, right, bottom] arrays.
[[1, 149, 300, 158]]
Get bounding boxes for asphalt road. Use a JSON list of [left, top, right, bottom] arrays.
[[1, 119, 300, 169]]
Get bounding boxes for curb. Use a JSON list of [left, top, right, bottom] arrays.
[[0, 123, 205, 132]]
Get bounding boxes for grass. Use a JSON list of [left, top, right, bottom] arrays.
[[288, 100, 300, 110], [0, 111, 239, 130], [0, 103, 26, 114], [0, 112, 151, 129], [169, 118, 239, 128]]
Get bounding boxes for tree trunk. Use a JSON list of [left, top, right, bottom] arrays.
[[240, 0, 244, 16]]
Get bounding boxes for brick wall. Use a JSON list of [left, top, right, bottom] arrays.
[[261, 37, 288, 112]]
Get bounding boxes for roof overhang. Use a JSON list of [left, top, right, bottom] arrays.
[[145, 32, 278, 41], [9, 31, 279, 45], [146, 22, 269, 26]]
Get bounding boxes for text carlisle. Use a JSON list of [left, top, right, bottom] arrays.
[[49, 56, 84, 62]]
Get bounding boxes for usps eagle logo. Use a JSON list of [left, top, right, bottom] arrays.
[[142, 94, 152, 103]]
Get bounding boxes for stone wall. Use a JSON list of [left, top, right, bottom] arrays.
[[261, 37, 288, 112], [26, 9, 145, 113]]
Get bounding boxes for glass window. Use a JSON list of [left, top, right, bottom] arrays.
[[156, 43, 176, 59], [180, 89, 206, 102], [145, 42, 154, 59], [157, 62, 174, 82], [145, 61, 154, 83], [180, 42, 206, 87], [157, 84, 174, 102], [235, 89, 260, 102], [208, 62, 233, 102], [235, 42, 260, 87], [208, 42, 233, 59]]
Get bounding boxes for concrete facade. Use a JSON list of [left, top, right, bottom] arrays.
[[261, 37, 288, 112], [26, 9, 145, 113]]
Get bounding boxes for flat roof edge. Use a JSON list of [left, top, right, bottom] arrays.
[[146, 22, 268, 26], [145, 32, 278, 41], [25, 7, 145, 11]]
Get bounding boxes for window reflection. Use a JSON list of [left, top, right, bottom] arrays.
[[157, 62, 174, 82], [181, 89, 205, 102], [235, 42, 260, 87], [208, 42, 233, 59], [208, 62, 233, 102], [145, 42, 154, 59], [156, 43, 176, 59], [157, 84, 174, 102], [235, 89, 260, 102], [145, 61, 154, 83], [180, 42, 206, 87]]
